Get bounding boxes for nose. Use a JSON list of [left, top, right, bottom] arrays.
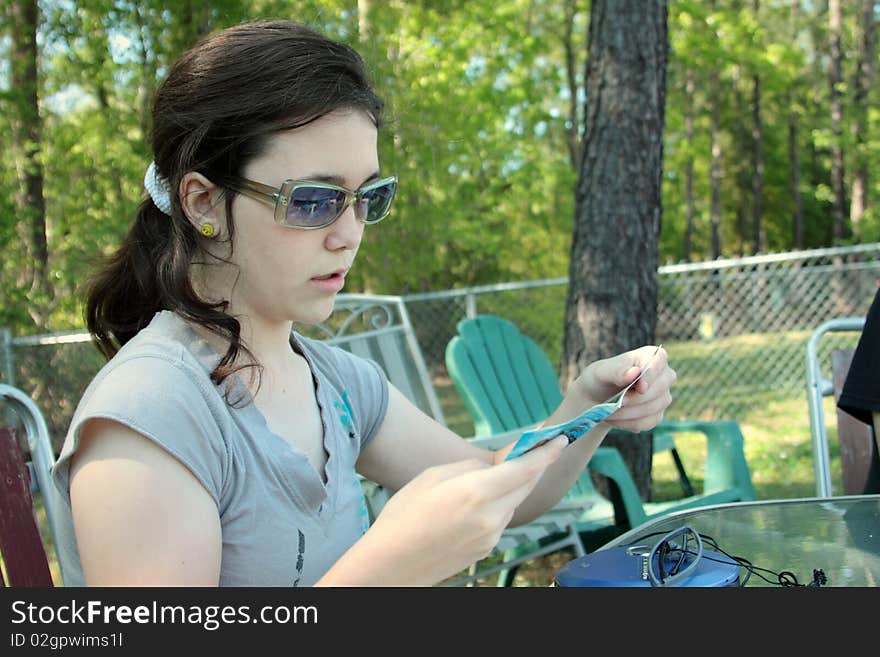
[[323, 202, 364, 251]]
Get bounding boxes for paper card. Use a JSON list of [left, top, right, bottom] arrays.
[[503, 345, 661, 461]]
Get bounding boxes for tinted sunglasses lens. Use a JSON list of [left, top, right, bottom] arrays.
[[286, 186, 346, 227], [359, 180, 397, 224]]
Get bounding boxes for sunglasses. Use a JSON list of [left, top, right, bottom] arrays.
[[225, 175, 398, 229], [647, 524, 704, 586]]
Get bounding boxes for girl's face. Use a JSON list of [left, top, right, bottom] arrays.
[[213, 109, 381, 326]]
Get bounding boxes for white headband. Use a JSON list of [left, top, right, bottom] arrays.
[[144, 161, 173, 215]]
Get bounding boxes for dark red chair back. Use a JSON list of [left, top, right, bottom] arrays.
[[0, 426, 54, 586]]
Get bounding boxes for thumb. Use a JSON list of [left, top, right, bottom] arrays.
[[613, 353, 642, 387], [518, 434, 569, 465], [483, 436, 568, 494]]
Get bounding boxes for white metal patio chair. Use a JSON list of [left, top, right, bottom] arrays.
[[805, 317, 868, 497]]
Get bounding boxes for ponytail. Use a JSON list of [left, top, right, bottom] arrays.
[[85, 199, 174, 359]]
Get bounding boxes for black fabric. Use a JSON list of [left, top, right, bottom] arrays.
[[838, 287, 880, 426]]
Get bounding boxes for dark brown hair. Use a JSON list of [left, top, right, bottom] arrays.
[[85, 19, 384, 398]]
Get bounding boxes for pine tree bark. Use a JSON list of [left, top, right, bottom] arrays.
[[9, 0, 51, 329], [850, 0, 876, 235], [829, 0, 848, 242], [683, 69, 695, 262], [789, 0, 804, 250], [751, 0, 764, 254], [709, 69, 722, 259], [562, 0, 582, 171], [562, 0, 668, 500]]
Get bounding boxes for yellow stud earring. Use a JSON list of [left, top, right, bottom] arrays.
[[200, 223, 215, 238]]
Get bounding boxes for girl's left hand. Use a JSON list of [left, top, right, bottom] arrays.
[[573, 345, 676, 433]]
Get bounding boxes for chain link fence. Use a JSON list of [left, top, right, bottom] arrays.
[[403, 244, 880, 436], [3, 243, 878, 451]]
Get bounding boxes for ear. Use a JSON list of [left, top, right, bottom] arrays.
[[179, 172, 226, 231]]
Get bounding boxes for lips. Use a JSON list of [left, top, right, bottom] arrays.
[[312, 268, 347, 281]]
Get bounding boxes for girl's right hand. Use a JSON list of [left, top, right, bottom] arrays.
[[359, 434, 569, 585]]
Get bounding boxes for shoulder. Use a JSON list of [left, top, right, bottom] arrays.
[[79, 328, 220, 422], [52, 313, 232, 503]]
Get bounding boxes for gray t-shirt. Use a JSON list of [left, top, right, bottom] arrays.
[[51, 310, 389, 586]]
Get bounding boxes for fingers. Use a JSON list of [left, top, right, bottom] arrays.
[[610, 391, 672, 431], [595, 345, 667, 392], [466, 435, 568, 497], [475, 436, 568, 512], [631, 346, 672, 394], [418, 457, 489, 485], [607, 347, 676, 431], [629, 358, 676, 398]]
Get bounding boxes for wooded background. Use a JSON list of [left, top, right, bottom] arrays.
[[2, 0, 878, 335]]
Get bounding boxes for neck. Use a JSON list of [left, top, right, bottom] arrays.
[[234, 312, 298, 371], [188, 262, 300, 372]]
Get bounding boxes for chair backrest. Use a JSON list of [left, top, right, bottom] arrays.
[[805, 317, 867, 496], [0, 425, 54, 586], [0, 384, 65, 586], [0, 384, 63, 535], [307, 294, 445, 424], [445, 315, 562, 436]]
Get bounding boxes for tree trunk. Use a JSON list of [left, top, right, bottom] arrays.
[[789, 119, 803, 249], [358, 0, 372, 40], [709, 69, 722, 259], [562, 0, 668, 501], [849, 0, 876, 235], [751, 0, 764, 254], [683, 69, 695, 263], [789, 1, 803, 250], [751, 71, 764, 254], [562, 0, 582, 171], [133, 4, 156, 139], [10, 0, 51, 329], [829, 0, 848, 242], [731, 63, 749, 256]]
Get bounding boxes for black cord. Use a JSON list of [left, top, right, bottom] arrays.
[[628, 529, 827, 588]]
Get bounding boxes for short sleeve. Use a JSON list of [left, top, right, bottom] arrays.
[[838, 289, 880, 426], [52, 354, 229, 506]]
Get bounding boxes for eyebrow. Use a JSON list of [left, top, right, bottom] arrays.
[[303, 171, 381, 188]]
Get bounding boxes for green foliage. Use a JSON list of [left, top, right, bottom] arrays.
[[349, 1, 577, 295], [2, 0, 880, 334]]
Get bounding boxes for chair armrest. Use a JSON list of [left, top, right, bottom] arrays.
[[653, 420, 757, 500], [587, 446, 649, 527]]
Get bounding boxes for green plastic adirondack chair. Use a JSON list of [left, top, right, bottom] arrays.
[[445, 314, 692, 491], [445, 315, 757, 582]]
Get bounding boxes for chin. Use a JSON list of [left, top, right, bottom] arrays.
[[291, 298, 337, 326]]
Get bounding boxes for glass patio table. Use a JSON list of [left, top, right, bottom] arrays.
[[588, 494, 880, 587]]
